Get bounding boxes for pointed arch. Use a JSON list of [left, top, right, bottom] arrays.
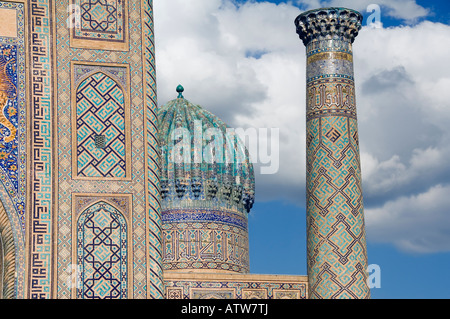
[[71, 63, 131, 180], [75, 200, 129, 299], [0, 199, 15, 299]]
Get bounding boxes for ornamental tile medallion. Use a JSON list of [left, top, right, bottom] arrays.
[[70, 0, 129, 51]]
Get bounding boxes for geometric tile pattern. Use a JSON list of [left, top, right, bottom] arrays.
[[26, 0, 55, 298], [296, 8, 370, 299], [76, 201, 128, 299], [71, 0, 128, 50], [80, 0, 120, 34], [306, 115, 369, 299], [75, 71, 128, 178]]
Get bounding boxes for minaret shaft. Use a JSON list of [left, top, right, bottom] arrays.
[[295, 8, 370, 299]]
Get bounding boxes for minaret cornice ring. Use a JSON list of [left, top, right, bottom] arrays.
[[295, 7, 363, 46]]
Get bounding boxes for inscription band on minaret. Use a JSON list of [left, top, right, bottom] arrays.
[[295, 8, 370, 299]]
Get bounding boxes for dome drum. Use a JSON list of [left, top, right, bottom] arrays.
[[161, 207, 250, 273]]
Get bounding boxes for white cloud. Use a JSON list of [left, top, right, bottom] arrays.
[[355, 22, 450, 203], [153, 1, 450, 253], [154, 0, 307, 204], [365, 184, 450, 253]]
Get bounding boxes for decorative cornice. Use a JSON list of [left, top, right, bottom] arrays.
[[295, 7, 363, 46]]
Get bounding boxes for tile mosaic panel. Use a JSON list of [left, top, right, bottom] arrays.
[[75, 198, 130, 299], [27, 0, 55, 299], [71, 62, 131, 180], [70, 0, 128, 51]]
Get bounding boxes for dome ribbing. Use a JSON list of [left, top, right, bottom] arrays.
[[157, 89, 255, 214]]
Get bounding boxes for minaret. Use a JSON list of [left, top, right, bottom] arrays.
[[295, 8, 370, 299]]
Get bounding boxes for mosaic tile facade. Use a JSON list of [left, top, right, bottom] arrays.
[[295, 8, 370, 299], [27, 0, 56, 299], [164, 273, 308, 299], [55, 0, 163, 299]]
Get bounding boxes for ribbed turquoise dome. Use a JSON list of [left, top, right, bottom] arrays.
[[157, 88, 255, 214]]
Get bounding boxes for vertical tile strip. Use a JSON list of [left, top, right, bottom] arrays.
[[142, 0, 163, 298], [27, 0, 54, 299]]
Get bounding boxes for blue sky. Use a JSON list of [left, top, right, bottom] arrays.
[[154, 0, 450, 298]]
